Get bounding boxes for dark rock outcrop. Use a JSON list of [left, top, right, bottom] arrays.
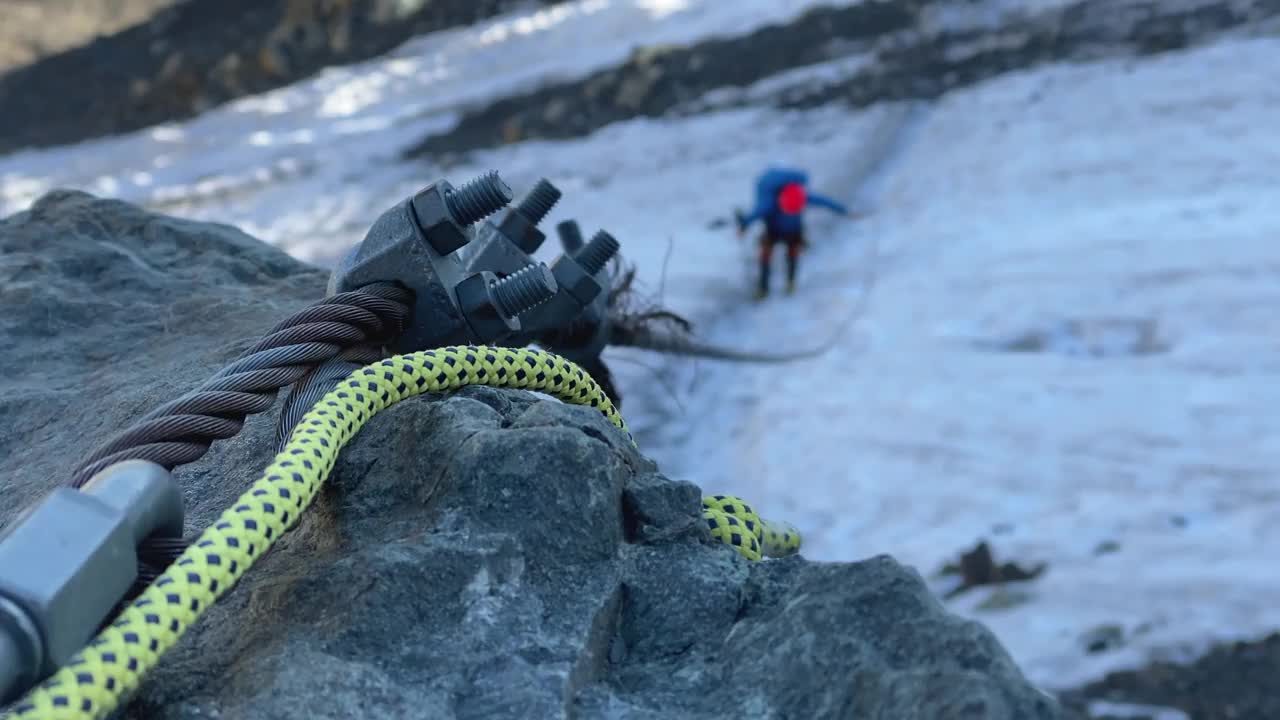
[[1061, 633, 1280, 720], [0, 0, 564, 157], [0, 192, 1061, 718], [406, 0, 1280, 158]]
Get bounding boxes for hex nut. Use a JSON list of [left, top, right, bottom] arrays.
[[550, 254, 603, 306], [411, 182, 470, 255], [456, 271, 520, 341], [497, 209, 546, 255]]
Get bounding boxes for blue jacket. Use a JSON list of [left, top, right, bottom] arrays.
[[738, 167, 848, 235]]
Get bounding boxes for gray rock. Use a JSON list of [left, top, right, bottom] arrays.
[[0, 192, 1060, 719]]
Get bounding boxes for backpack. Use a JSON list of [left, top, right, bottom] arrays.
[[777, 182, 807, 215]]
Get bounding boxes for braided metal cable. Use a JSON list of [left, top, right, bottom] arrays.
[[66, 282, 411, 489], [274, 345, 385, 449], [65, 283, 411, 584], [134, 536, 192, 587], [91, 348, 389, 574], [126, 356, 404, 572]]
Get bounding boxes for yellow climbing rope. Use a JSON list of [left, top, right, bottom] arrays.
[[702, 494, 801, 561], [6, 345, 799, 720]]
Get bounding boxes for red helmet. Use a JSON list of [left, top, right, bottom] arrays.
[[778, 182, 807, 215]]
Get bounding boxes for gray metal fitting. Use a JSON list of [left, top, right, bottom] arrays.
[[443, 171, 515, 227], [516, 179, 562, 226], [455, 178, 562, 279], [327, 173, 622, 371], [557, 220, 585, 254], [527, 228, 620, 369], [514, 228, 620, 341], [504, 178, 562, 254], [0, 596, 39, 708], [576, 230, 621, 276], [0, 460, 184, 704], [456, 264, 558, 341], [411, 172, 513, 255], [328, 171, 517, 353], [549, 251, 604, 307], [533, 291, 614, 373], [455, 222, 538, 284]]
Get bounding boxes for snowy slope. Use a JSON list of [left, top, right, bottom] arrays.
[[2, 0, 1279, 697], [640, 36, 1280, 689], [0, 0, 843, 261]]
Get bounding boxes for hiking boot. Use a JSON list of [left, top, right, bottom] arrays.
[[785, 278, 796, 294], [754, 287, 769, 301]]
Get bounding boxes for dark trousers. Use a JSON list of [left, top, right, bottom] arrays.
[[758, 230, 804, 293]]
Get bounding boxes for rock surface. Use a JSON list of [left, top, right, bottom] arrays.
[[1060, 633, 1280, 720], [0, 192, 1060, 718]]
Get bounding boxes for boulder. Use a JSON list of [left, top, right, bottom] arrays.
[[0, 192, 1060, 718]]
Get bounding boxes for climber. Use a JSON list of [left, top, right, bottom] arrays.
[[735, 167, 853, 299]]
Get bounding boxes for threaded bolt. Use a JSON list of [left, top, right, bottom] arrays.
[[491, 263, 557, 318], [576, 230, 620, 275], [515, 178, 562, 226], [557, 220, 584, 254], [445, 170, 513, 226]]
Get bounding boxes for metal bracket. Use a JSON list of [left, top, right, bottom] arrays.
[[281, 171, 631, 447], [0, 460, 184, 704], [328, 172, 562, 353], [326, 171, 622, 370]]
